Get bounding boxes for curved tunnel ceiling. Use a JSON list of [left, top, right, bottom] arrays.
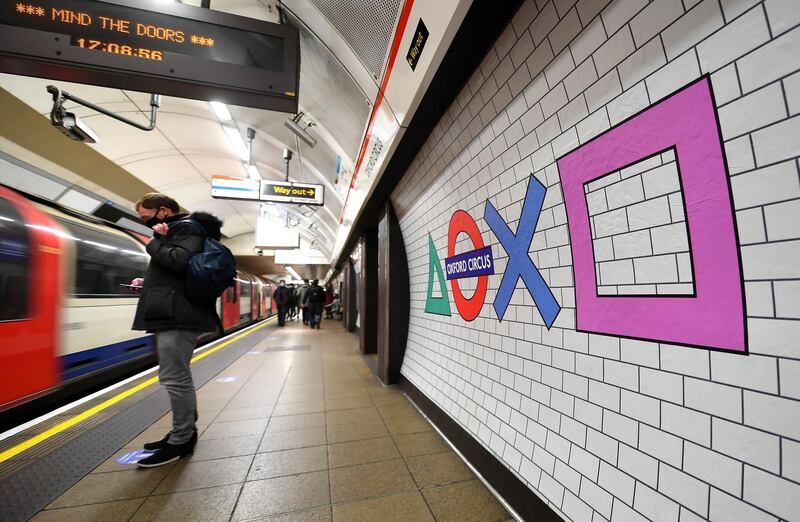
[[0, 0, 406, 276]]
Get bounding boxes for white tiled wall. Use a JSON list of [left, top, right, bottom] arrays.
[[392, 0, 800, 520]]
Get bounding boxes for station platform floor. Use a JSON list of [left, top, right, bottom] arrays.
[[8, 319, 514, 522]]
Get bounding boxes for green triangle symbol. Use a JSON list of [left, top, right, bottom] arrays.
[[425, 234, 451, 316]]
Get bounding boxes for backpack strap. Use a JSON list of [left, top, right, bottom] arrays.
[[179, 219, 207, 238]]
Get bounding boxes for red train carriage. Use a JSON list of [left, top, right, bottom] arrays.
[[0, 185, 275, 418]]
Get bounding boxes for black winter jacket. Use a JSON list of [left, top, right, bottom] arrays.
[[132, 212, 223, 333], [305, 285, 326, 305], [273, 285, 292, 307]]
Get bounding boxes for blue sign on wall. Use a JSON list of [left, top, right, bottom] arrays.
[[444, 246, 494, 280]]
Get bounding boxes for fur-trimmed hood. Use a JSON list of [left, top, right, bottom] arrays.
[[190, 211, 223, 241]]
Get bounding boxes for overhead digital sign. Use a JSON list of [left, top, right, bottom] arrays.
[[0, 0, 299, 112], [211, 175, 261, 200], [261, 181, 324, 206], [210, 176, 324, 206]]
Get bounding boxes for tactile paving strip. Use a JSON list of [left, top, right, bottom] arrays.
[[0, 323, 271, 522]]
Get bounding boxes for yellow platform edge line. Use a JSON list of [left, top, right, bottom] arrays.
[[0, 317, 274, 464]]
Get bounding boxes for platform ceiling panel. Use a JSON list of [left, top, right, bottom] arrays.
[[285, 11, 372, 163], [306, 0, 402, 80]]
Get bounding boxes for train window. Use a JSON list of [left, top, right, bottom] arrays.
[[0, 199, 29, 320], [55, 218, 148, 298]]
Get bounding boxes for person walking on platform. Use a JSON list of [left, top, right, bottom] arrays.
[[305, 279, 326, 329], [288, 283, 298, 321], [297, 279, 311, 324], [130, 193, 223, 467], [274, 280, 291, 326]]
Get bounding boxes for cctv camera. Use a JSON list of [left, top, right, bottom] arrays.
[[283, 148, 293, 161], [284, 118, 317, 147], [55, 112, 98, 143]]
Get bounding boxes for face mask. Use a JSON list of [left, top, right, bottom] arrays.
[[141, 208, 163, 228], [144, 215, 163, 228]]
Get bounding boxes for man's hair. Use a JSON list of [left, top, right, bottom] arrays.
[[135, 193, 180, 213], [312, 279, 319, 285], [304, 279, 309, 283], [280, 280, 285, 284]]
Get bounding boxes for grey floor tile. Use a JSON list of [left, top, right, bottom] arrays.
[[189, 434, 261, 462], [327, 437, 399, 468], [31, 499, 144, 521], [325, 407, 381, 427], [130, 483, 241, 521], [326, 420, 389, 444], [154, 455, 253, 494], [254, 507, 332, 521], [47, 468, 170, 508], [266, 412, 326, 432], [393, 431, 450, 458], [259, 426, 327, 452], [331, 491, 435, 522], [329, 458, 417, 504], [202, 419, 268, 440], [214, 405, 274, 423], [405, 451, 474, 487], [232, 471, 331, 520], [422, 479, 510, 522], [248, 445, 329, 480]]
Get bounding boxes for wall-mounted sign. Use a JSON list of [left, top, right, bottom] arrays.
[[425, 177, 561, 328], [261, 181, 324, 206], [405, 18, 428, 71], [445, 246, 493, 280], [0, 0, 299, 112], [211, 175, 261, 200]]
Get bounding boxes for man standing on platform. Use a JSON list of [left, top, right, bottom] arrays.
[[130, 192, 222, 467], [274, 280, 291, 326]]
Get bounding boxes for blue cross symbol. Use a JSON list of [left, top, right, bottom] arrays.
[[484, 175, 561, 329]]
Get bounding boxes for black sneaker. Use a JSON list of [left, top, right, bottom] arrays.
[[137, 440, 194, 468], [143, 429, 196, 451]]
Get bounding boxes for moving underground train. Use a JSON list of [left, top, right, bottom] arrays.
[[0, 184, 276, 425]]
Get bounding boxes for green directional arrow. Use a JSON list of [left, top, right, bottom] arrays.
[[425, 234, 451, 316]]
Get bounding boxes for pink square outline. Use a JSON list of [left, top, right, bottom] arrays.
[[557, 76, 746, 352]]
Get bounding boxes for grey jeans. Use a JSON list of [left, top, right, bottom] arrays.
[[156, 329, 198, 445]]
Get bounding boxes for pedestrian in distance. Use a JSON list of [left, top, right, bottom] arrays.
[[305, 279, 326, 329], [274, 280, 291, 326], [297, 279, 311, 324], [288, 283, 298, 320], [130, 192, 225, 467]]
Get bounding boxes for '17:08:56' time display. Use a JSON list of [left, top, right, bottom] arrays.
[[73, 37, 163, 61]]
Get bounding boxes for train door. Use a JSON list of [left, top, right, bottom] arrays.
[[250, 276, 261, 321], [221, 282, 239, 331], [237, 272, 253, 323], [260, 280, 268, 319], [0, 187, 63, 409], [253, 278, 263, 319]]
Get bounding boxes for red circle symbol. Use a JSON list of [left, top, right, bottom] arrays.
[[448, 210, 488, 322]]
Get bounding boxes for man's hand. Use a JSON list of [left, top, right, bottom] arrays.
[[152, 222, 169, 236], [128, 277, 144, 294]]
